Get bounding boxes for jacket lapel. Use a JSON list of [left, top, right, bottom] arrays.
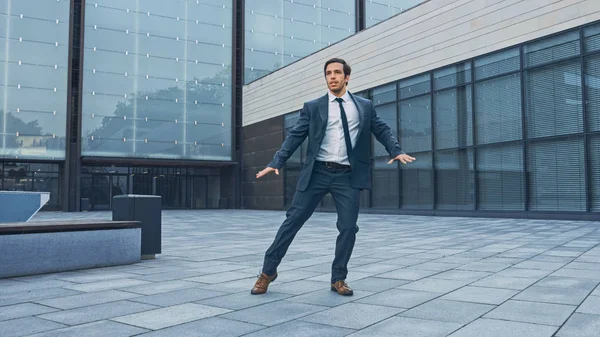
[[318, 94, 329, 137], [348, 92, 366, 140]]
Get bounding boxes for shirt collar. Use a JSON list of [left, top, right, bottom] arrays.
[[328, 91, 351, 103]]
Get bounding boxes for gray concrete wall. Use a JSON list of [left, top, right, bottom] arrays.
[[243, 0, 600, 126], [0, 228, 141, 278]]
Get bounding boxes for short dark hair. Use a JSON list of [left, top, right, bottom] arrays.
[[324, 58, 351, 77]]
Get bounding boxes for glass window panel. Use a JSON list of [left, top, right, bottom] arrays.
[[590, 136, 600, 212], [399, 95, 431, 152], [477, 144, 524, 211], [372, 156, 398, 209], [525, 61, 583, 138], [0, 0, 69, 160], [434, 85, 472, 149], [474, 47, 520, 80], [528, 137, 586, 212], [475, 73, 522, 144], [373, 83, 396, 105], [435, 148, 474, 210], [584, 23, 600, 53], [524, 30, 580, 67], [373, 103, 397, 157], [434, 62, 471, 90], [400, 73, 430, 99], [1, 162, 61, 209], [366, 0, 426, 28], [244, 0, 355, 83], [587, 54, 600, 132], [401, 151, 433, 209], [81, 0, 232, 160]]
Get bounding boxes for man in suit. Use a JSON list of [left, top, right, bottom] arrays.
[[251, 58, 415, 296]]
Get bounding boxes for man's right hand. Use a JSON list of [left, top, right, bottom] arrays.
[[256, 167, 279, 179]]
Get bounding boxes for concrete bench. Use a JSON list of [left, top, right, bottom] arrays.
[[0, 191, 50, 223], [0, 220, 141, 279]]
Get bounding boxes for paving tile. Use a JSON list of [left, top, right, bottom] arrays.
[[132, 317, 263, 337], [346, 316, 462, 337], [299, 303, 403, 329], [377, 268, 439, 281], [356, 289, 440, 308], [119, 280, 199, 295], [448, 318, 557, 337], [430, 270, 492, 282], [348, 277, 410, 291], [198, 291, 293, 310], [0, 288, 82, 307], [64, 279, 151, 292], [267, 280, 330, 295], [441, 286, 518, 305], [400, 299, 494, 324], [514, 286, 590, 305], [483, 300, 575, 326], [555, 313, 600, 337], [577, 295, 600, 315], [112, 303, 231, 330], [0, 317, 66, 337], [185, 271, 258, 284], [457, 262, 512, 273], [130, 288, 229, 307], [397, 278, 470, 293], [551, 268, 600, 280], [0, 303, 57, 321], [495, 267, 552, 279], [471, 275, 539, 290], [287, 288, 375, 307], [39, 300, 158, 325], [36, 290, 141, 310], [242, 320, 354, 337], [26, 320, 148, 337], [535, 276, 599, 291], [220, 301, 327, 326]]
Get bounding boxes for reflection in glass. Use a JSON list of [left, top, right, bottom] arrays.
[[1, 162, 61, 210], [399, 95, 431, 152], [434, 85, 472, 149], [244, 0, 355, 83], [0, 0, 70, 160], [81, 0, 232, 160]]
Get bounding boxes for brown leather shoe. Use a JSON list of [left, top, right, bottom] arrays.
[[331, 280, 353, 296], [250, 272, 278, 295]]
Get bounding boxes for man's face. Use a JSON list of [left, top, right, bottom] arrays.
[[325, 62, 349, 93]]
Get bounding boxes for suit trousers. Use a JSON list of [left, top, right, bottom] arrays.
[[262, 161, 360, 283]]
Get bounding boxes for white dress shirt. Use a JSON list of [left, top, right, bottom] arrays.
[[315, 91, 360, 165]]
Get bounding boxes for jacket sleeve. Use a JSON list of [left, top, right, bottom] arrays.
[[267, 103, 310, 169], [370, 101, 404, 158]]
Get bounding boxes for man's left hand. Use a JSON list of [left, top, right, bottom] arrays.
[[388, 153, 416, 165]]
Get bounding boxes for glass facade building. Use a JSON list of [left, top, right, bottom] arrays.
[[282, 22, 600, 215], [1, 1, 599, 219], [0, 0, 70, 160], [81, 0, 232, 160], [244, 0, 355, 83]]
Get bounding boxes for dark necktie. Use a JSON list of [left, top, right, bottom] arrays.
[[335, 97, 353, 161]]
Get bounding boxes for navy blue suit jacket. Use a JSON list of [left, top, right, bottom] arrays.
[[267, 92, 404, 191]]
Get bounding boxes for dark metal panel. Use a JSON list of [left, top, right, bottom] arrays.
[[64, 0, 84, 212]]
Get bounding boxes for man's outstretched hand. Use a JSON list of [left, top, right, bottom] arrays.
[[256, 167, 279, 179], [388, 153, 416, 165]]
